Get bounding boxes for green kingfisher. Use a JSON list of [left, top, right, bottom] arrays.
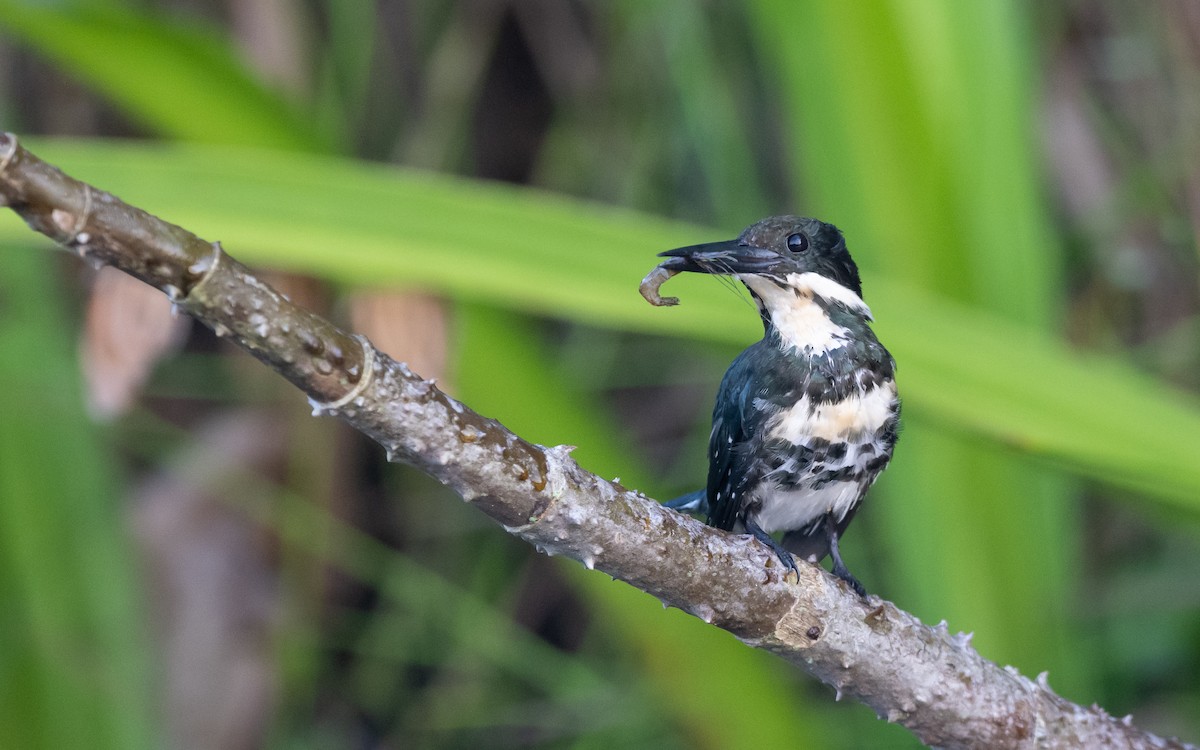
[[649, 216, 899, 596]]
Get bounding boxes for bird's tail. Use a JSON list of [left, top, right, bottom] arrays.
[[663, 489, 708, 516]]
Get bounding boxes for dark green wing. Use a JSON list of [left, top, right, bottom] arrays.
[[705, 345, 773, 531]]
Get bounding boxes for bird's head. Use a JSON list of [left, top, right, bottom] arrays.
[[658, 216, 864, 301]]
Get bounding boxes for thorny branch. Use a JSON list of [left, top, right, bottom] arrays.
[[0, 133, 1190, 750]]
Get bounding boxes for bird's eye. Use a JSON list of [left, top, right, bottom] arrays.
[[786, 233, 809, 253]]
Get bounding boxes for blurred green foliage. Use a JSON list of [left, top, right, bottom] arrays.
[[0, 247, 157, 748], [1, 1, 1198, 748]]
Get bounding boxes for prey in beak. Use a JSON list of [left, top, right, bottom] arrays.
[[639, 239, 782, 307]]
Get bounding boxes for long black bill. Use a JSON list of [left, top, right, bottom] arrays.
[[657, 240, 778, 275]]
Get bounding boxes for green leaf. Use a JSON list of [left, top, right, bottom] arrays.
[[0, 1, 327, 151], [4, 139, 1196, 515], [0, 247, 155, 749]]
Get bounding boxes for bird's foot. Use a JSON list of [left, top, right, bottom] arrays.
[[829, 560, 867, 598], [825, 518, 868, 598], [744, 517, 800, 582]]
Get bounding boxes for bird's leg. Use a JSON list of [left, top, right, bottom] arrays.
[[824, 514, 867, 597], [743, 516, 799, 577]]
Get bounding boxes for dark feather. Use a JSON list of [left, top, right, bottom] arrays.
[[706, 341, 782, 531]]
